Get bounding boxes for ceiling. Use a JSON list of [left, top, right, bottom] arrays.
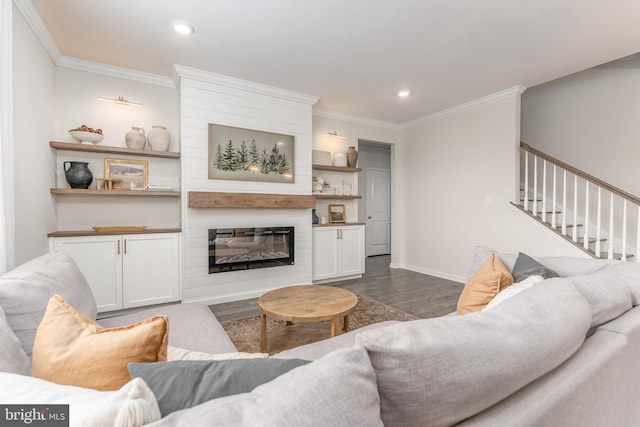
[[28, 0, 640, 124]]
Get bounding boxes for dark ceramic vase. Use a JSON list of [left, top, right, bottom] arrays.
[[64, 161, 93, 189], [312, 208, 319, 224]]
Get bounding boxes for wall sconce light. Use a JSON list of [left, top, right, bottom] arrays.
[[326, 131, 347, 139], [97, 96, 143, 107]]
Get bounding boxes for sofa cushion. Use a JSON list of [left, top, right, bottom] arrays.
[[484, 275, 545, 310], [99, 302, 238, 354], [457, 254, 514, 314], [511, 252, 559, 282], [0, 252, 97, 357], [0, 373, 160, 427], [356, 280, 592, 427], [32, 295, 168, 391], [468, 246, 620, 280], [149, 347, 384, 427], [568, 262, 640, 330], [0, 305, 30, 375], [129, 358, 309, 416]]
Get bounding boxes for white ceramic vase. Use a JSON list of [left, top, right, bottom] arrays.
[[125, 127, 146, 149], [147, 125, 171, 151]]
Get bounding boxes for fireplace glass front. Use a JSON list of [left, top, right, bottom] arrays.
[[208, 226, 294, 274]]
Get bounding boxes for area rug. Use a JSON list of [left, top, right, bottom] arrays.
[[221, 295, 418, 354]]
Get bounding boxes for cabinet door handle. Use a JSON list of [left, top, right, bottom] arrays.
[[117, 240, 120, 255], [124, 239, 127, 254]]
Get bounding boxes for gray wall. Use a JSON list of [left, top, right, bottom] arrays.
[[522, 54, 640, 196]]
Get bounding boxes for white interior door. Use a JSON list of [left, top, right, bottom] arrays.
[[366, 168, 391, 256]]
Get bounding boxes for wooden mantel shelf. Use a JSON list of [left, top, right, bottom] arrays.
[[189, 192, 316, 209]]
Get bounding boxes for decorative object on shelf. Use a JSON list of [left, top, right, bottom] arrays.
[[328, 204, 346, 224], [146, 125, 171, 151], [104, 158, 148, 190], [312, 209, 319, 224], [320, 215, 327, 224], [208, 123, 294, 183], [346, 146, 359, 168], [331, 152, 347, 167], [92, 225, 147, 233], [95, 178, 105, 190], [312, 150, 331, 165], [63, 161, 93, 189], [312, 176, 329, 194], [125, 127, 146, 149], [69, 125, 104, 145]]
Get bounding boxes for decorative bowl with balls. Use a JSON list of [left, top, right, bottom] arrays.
[[69, 125, 104, 144]]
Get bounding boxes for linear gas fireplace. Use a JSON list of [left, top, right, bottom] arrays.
[[208, 226, 294, 274]]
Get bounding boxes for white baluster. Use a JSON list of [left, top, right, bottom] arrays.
[[583, 182, 589, 250], [596, 187, 602, 257], [533, 156, 538, 217], [572, 175, 578, 242], [552, 165, 557, 228], [622, 200, 627, 261], [542, 161, 547, 223], [524, 151, 529, 211], [562, 170, 567, 235], [608, 193, 614, 259]]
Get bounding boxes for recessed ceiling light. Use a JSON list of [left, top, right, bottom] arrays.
[[173, 21, 195, 35], [397, 89, 411, 97]]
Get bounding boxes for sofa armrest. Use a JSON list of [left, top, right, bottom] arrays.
[[98, 303, 237, 354]]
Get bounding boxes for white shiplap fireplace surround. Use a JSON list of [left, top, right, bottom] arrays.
[[175, 66, 319, 305]]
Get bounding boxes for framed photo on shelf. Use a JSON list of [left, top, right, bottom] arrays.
[[328, 204, 346, 223], [104, 158, 148, 190], [208, 123, 295, 183]]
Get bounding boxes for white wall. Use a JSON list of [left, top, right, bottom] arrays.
[[522, 56, 640, 195], [178, 68, 317, 304], [394, 90, 582, 282], [12, 6, 56, 265]]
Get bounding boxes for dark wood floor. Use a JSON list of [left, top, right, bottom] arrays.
[[209, 255, 465, 321]]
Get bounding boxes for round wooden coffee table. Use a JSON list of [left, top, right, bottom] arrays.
[[258, 285, 358, 352]]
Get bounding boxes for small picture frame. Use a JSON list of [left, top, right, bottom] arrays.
[[104, 158, 148, 190], [328, 204, 346, 224]]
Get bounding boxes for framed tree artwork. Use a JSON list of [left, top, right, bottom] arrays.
[[208, 123, 295, 183]]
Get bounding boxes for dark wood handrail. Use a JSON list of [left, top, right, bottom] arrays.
[[521, 142, 640, 206]]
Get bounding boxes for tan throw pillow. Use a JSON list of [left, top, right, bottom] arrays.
[[457, 254, 514, 314], [32, 295, 168, 391]]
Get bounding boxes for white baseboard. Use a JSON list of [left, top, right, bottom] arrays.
[[390, 262, 465, 284]]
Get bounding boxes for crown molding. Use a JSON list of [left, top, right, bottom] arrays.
[[173, 64, 319, 106], [13, 0, 61, 63], [57, 56, 175, 88], [312, 108, 403, 131], [402, 85, 527, 128], [14, 0, 175, 88]]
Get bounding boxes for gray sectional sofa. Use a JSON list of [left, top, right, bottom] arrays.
[[1, 249, 640, 426]]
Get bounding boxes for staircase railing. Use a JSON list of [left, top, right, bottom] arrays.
[[516, 142, 640, 261]]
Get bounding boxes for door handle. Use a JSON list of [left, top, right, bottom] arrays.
[[117, 240, 120, 254], [124, 239, 127, 254], [368, 216, 372, 219]]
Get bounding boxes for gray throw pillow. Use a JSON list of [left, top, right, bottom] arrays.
[[128, 358, 309, 416], [512, 252, 559, 282]]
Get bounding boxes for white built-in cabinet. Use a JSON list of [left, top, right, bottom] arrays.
[[49, 232, 181, 313], [312, 224, 365, 282]]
